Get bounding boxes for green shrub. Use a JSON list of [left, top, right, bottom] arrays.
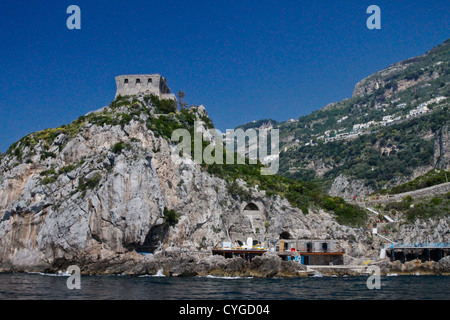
[[13, 148, 22, 159], [390, 169, 449, 194], [40, 169, 56, 176], [321, 197, 338, 211], [430, 197, 443, 205], [333, 203, 367, 227], [164, 207, 180, 227], [149, 116, 176, 138], [41, 175, 57, 185], [318, 197, 366, 226], [77, 173, 102, 192], [227, 181, 252, 200], [112, 141, 131, 154], [402, 195, 413, 203], [146, 94, 177, 114], [385, 201, 409, 211], [58, 164, 76, 175], [119, 113, 132, 127], [40, 152, 56, 160]]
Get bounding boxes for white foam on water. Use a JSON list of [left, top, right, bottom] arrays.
[[139, 268, 165, 277], [154, 269, 165, 277], [203, 275, 253, 279], [28, 270, 71, 277]]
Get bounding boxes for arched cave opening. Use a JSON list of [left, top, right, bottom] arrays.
[[279, 231, 292, 240], [243, 203, 259, 211], [136, 224, 167, 253]]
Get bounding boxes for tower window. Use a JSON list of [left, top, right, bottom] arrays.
[[148, 78, 153, 84], [124, 79, 129, 84], [136, 78, 141, 84]]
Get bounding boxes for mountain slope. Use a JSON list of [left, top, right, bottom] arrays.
[[261, 39, 450, 196]]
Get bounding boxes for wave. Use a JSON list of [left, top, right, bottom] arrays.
[[312, 271, 323, 278], [203, 275, 253, 279], [139, 269, 165, 277], [28, 270, 71, 277]]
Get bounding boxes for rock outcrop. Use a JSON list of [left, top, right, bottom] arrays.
[[370, 256, 450, 275], [1, 91, 448, 277], [328, 174, 374, 199], [434, 125, 450, 170], [0, 98, 371, 274], [351, 41, 447, 99]]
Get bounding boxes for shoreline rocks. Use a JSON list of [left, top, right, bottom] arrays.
[[372, 255, 450, 276], [2, 251, 450, 278]]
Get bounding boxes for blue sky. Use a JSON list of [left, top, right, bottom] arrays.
[[0, 0, 448, 152]]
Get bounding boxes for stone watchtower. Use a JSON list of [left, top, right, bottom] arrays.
[[115, 74, 177, 101]]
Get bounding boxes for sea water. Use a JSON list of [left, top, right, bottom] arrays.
[[0, 273, 449, 300]]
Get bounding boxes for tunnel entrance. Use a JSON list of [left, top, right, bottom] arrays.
[[243, 203, 259, 211], [242, 202, 265, 238]]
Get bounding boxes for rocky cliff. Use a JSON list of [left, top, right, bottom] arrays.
[[352, 40, 449, 98], [434, 125, 450, 170], [0, 95, 371, 274]]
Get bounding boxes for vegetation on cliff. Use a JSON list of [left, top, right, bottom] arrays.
[[282, 107, 449, 189], [376, 168, 450, 195], [263, 39, 450, 191], [204, 154, 366, 226], [380, 191, 450, 222], [1, 93, 367, 227]]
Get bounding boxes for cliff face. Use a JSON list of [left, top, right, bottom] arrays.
[[352, 62, 440, 98], [434, 125, 450, 170], [0, 98, 368, 273], [328, 174, 374, 199], [352, 40, 449, 98]]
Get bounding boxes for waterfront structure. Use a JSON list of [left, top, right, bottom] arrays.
[[212, 238, 345, 265], [385, 242, 450, 263]]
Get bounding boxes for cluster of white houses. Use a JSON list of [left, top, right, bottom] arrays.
[[305, 96, 447, 146], [406, 104, 430, 118], [352, 114, 403, 133], [406, 96, 446, 118]]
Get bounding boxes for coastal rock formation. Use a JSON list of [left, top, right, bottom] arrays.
[[392, 218, 450, 245], [64, 251, 307, 278], [0, 99, 371, 274], [370, 256, 450, 275], [328, 174, 374, 199]]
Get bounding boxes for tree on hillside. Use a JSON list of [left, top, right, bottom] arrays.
[[177, 90, 188, 109]]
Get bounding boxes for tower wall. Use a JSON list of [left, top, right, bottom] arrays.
[[115, 74, 176, 100]]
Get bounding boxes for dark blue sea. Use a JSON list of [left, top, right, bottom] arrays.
[[0, 272, 448, 300]]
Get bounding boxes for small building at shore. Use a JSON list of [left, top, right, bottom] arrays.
[[212, 238, 345, 266]]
